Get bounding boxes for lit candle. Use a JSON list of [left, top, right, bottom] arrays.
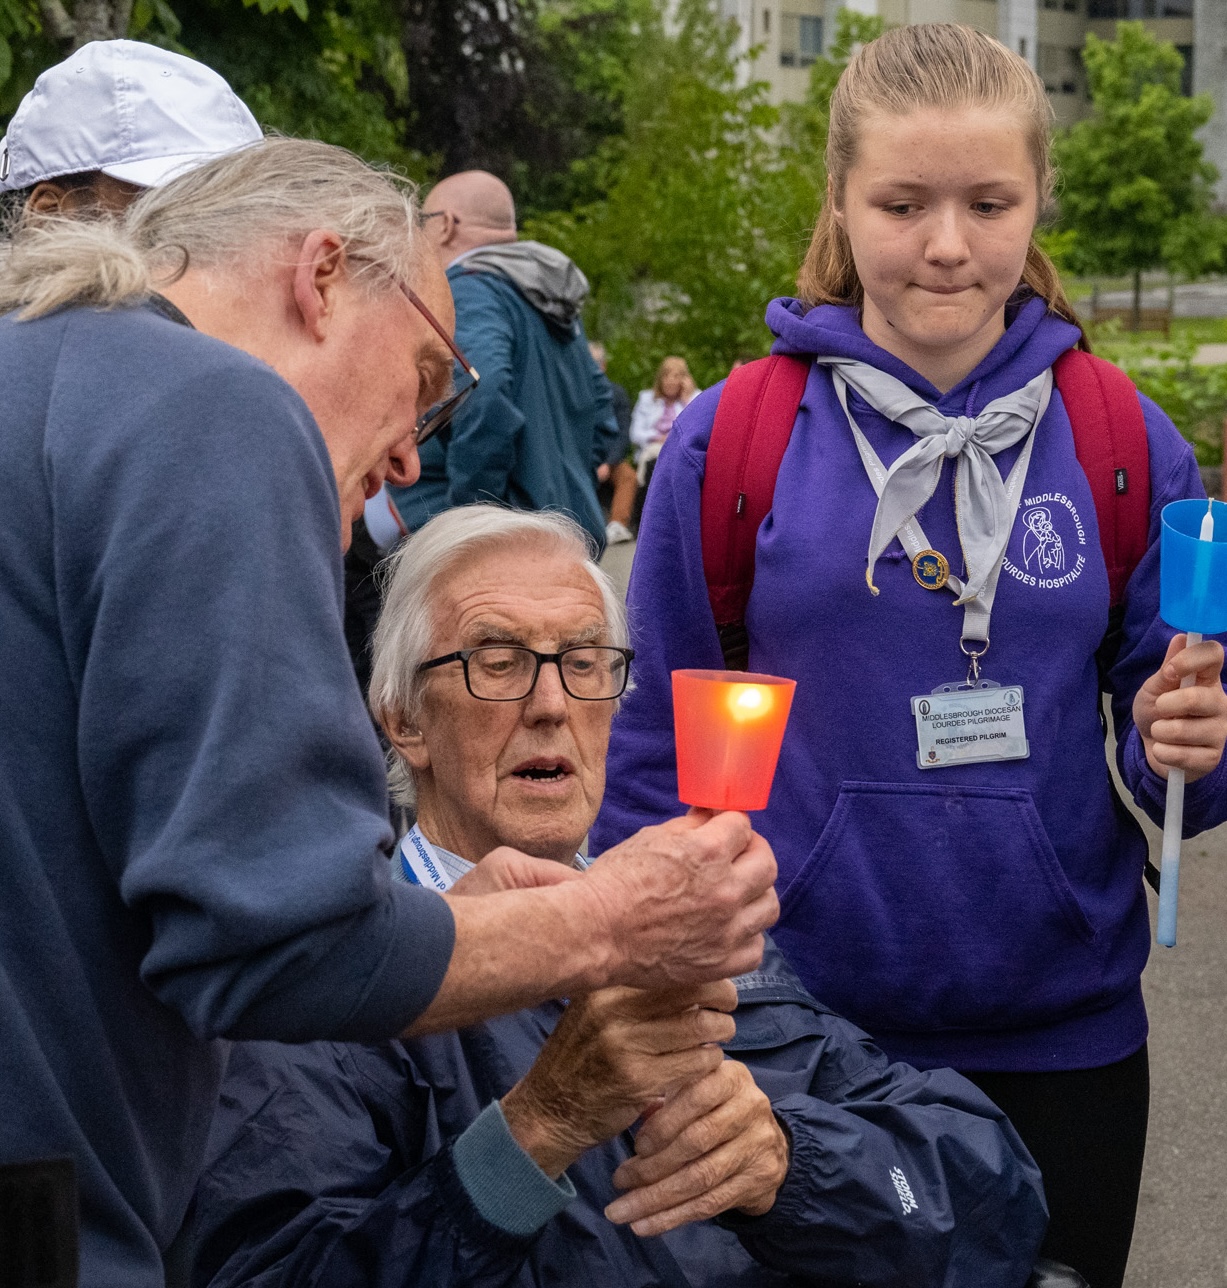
[[673, 670, 796, 812]]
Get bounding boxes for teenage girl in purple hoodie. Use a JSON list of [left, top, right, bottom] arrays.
[[592, 23, 1227, 1288]]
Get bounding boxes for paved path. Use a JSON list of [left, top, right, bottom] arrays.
[[1080, 281, 1227, 319], [600, 536, 1227, 1285], [1125, 810, 1227, 1288]]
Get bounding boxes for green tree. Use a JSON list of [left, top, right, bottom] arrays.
[[525, 0, 818, 393], [1053, 21, 1219, 328], [778, 5, 885, 188]]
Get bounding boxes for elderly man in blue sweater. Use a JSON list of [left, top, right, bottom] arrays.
[[189, 505, 1051, 1288], [0, 139, 778, 1288]]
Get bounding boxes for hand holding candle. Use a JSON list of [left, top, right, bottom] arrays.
[[673, 670, 796, 812], [1152, 498, 1227, 946]]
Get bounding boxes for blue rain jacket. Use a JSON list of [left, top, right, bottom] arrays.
[[190, 940, 1046, 1288]]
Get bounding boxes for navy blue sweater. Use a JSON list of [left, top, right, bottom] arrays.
[[0, 303, 454, 1286]]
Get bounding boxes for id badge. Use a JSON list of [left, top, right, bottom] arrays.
[[910, 681, 1029, 769]]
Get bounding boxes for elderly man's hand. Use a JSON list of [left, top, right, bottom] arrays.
[[583, 810, 778, 990], [1134, 635, 1227, 782], [500, 980, 737, 1180], [604, 1060, 790, 1236]]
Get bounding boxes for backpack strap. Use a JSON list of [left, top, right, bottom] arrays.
[[701, 350, 1151, 670], [701, 356, 811, 670], [1053, 349, 1151, 612], [1054, 349, 1157, 892]]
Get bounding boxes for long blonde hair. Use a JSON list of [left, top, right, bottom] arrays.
[[0, 137, 425, 319], [797, 23, 1083, 341]]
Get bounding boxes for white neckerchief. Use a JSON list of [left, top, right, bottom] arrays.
[[397, 824, 588, 892], [816, 357, 1053, 645]]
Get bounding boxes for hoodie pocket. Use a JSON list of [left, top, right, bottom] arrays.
[[773, 781, 1103, 1034]]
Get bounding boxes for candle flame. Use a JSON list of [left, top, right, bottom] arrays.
[[728, 684, 773, 722]]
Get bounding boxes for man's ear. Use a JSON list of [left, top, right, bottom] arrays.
[[383, 712, 432, 774], [26, 182, 68, 215], [290, 228, 348, 342]]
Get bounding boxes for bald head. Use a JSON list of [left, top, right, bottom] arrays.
[[421, 170, 517, 266]]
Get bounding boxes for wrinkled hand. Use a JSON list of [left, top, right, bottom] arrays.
[[583, 810, 778, 989], [1133, 635, 1227, 782], [605, 1059, 789, 1236], [501, 980, 737, 1179], [447, 847, 584, 898]]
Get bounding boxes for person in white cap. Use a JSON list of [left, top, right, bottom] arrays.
[[0, 38, 261, 217]]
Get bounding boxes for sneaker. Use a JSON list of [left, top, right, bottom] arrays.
[[605, 519, 634, 545]]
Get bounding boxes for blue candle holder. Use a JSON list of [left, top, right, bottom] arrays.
[[1155, 498, 1227, 948], [1160, 498, 1227, 634]]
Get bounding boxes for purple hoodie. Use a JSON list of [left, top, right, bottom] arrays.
[[592, 295, 1227, 1073]]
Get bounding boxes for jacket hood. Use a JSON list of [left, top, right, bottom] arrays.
[[765, 294, 1083, 411], [451, 240, 589, 329]]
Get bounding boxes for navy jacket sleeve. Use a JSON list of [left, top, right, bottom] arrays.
[[52, 318, 454, 1041], [1107, 393, 1227, 834], [725, 946, 1048, 1288], [190, 1043, 540, 1288], [445, 272, 525, 507]]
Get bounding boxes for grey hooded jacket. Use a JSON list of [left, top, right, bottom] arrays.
[[390, 240, 618, 549]]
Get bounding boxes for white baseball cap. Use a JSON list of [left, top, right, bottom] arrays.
[[0, 40, 262, 192]]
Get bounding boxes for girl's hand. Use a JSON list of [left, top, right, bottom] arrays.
[[1133, 635, 1227, 782]]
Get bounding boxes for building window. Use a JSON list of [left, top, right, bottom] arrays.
[[762, 6, 770, 32], [1177, 44, 1193, 97], [1039, 43, 1083, 96], [1089, 0, 1193, 13], [780, 13, 822, 67]]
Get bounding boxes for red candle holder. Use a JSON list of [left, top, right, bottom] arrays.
[[672, 669, 796, 812]]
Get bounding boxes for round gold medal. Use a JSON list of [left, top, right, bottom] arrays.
[[912, 549, 950, 591]]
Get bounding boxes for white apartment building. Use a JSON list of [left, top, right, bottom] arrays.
[[722, 0, 1227, 194]]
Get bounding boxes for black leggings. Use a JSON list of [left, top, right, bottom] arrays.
[[965, 1045, 1149, 1288]]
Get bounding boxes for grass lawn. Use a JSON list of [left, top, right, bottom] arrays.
[[1084, 317, 1227, 364]]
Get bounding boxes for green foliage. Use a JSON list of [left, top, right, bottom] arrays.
[[527, 0, 834, 393], [1090, 322, 1227, 467], [174, 0, 431, 177], [777, 9, 887, 201], [1053, 22, 1219, 283]]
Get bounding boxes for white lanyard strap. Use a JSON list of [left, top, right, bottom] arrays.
[[831, 370, 1049, 647], [399, 826, 454, 892]]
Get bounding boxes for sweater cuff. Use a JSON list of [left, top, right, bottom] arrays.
[[452, 1101, 576, 1236], [1126, 725, 1227, 834]]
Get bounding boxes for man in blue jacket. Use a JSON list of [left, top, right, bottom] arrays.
[[390, 170, 617, 550], [189, 504, 1048, 1288]]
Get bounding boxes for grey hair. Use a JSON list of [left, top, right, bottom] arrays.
[[0, 137, 425, 319], [369, 504, 629, 808]]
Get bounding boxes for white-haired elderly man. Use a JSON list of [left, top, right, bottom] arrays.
[[189, 505, 1050, 1288]]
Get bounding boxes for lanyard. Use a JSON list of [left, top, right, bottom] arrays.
[[398, 826, 588, 891], [830, 368, 1051, 657], [399, 826, 455, 892]]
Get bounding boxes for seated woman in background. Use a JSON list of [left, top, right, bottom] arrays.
[[630, 355, 699, 499]]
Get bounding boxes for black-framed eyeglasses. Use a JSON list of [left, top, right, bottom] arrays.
[[402, 283, 480, 446], [417, 645, 635, 702]]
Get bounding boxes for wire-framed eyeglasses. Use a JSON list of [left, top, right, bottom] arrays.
[[401, 283, 480, 446], [417, 645, 635, 702]]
